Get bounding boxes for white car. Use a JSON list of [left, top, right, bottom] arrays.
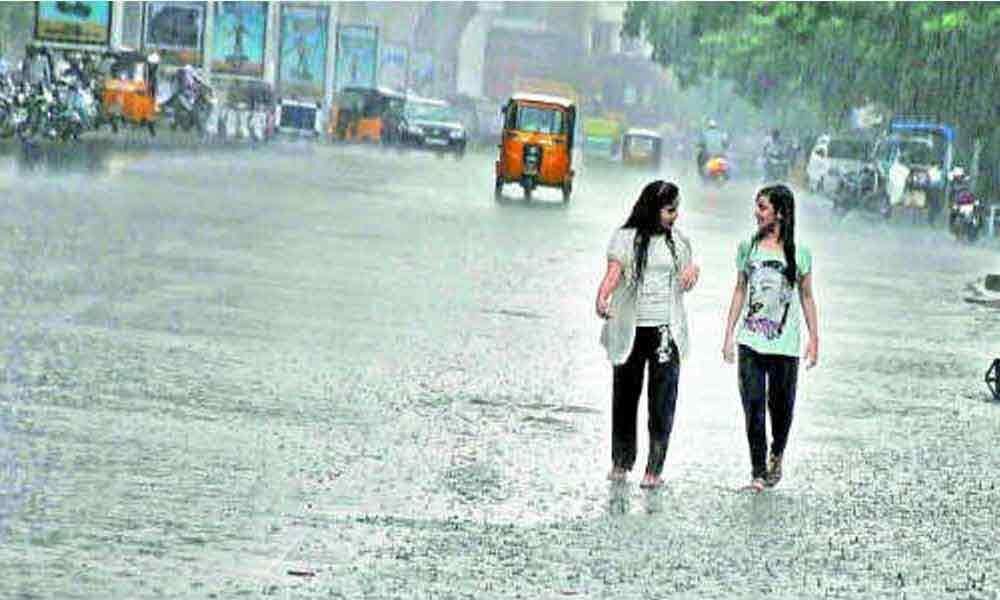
[[807, 134, 870, 194]]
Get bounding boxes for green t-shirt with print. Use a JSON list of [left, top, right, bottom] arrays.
[[735, 239, 813, 358]]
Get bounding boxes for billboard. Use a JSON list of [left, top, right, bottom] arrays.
[[143, 1, 206, 66], [277, 3, 329, 99], [35, 1, 111, 46], [378, 42, 407, 91], [211, 1, 267, 77], [334, 24, 378, 91]]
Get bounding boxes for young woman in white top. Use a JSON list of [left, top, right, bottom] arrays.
[[595, 181, 700, 488]]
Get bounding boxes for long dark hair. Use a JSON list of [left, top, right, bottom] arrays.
[[753, 184, 798, 286], [622, 180, 679, 285]]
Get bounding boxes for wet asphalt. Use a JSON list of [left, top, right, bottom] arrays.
[[0, 137, 998, 599]]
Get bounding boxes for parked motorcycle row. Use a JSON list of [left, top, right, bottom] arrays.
[[1, 47, 272, 145], [0, 72, 98, 142]]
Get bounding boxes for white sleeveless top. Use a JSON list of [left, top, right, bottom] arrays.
[[600, 227, 694, 365]]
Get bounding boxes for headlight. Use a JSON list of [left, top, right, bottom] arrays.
[[449, 128, 465, 139], [407, 124, 423, 135]]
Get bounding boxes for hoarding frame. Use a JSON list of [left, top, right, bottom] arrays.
[[34, 1, 112, 47]]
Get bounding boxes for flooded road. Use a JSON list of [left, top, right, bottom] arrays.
[[0, 140, 998, 599]]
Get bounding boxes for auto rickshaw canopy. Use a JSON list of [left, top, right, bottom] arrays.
[[510, 92, 575, 110]]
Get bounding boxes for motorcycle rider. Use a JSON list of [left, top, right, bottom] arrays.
[[166, 63, 212, 130], [947, 167, 983, 241], [762, 128, 784, 159], [22, 43, 54, 92], [696, 119, 730, 174], [762, 128, 791, 181]]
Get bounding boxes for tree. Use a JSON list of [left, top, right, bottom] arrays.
[[624, 2, 1000, 196]]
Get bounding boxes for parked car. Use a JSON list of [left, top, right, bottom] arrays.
[[806, 134, 870, 194], [398, 96, 466, 158]]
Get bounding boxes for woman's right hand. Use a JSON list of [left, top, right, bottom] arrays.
[[722, 336, 735, 363]]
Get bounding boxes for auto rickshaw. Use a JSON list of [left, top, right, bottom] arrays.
[[99, 49, 161, 135], [621, 128, 663, 170], [495, 93, 576, 203], [328, 86, 405, 144]]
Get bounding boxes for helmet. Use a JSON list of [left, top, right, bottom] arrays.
[[706, 119, 718, 129], [949, 167, 966, 181]]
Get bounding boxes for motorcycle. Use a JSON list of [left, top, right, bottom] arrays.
[[168, 86, 216, 133], [18, 83, 57, 142], [50, 79, 97, 141], [947, 168, 984, 242], [762, 145, 791, 182], [830, 164, 888, 218]]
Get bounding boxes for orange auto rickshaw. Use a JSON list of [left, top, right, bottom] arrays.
[[99, 50, 161, 135], [495, 93, 576, 203], [328, 86, 405, 144]]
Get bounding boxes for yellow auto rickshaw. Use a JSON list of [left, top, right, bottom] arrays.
[[621, 128, 663, 170], [99, 50, 161, 135], [328, 86, 405, 144], [495, 93, 576, 203]]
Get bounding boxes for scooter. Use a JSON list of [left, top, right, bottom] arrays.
[[947, 168, 984, 242], [831, 164, 886, 217], [701, 154, 730, 185], [762, 146, 791, 182]]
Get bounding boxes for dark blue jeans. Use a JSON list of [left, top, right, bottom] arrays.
[[612, 326, 680, 475], [738, 344, 799, 479]]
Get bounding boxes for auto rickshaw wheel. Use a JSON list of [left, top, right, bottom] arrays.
[[110, 117, 119, 134], [523, 186, 533, 202], [562, 182, 572, 203], [146, 120, 156, 137], [494, 177, 503, 202]]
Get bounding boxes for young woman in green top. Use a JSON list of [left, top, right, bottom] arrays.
[[722, 184, 820, 492]]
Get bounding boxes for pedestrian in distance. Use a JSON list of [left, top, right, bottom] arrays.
[[595, 180, 701, 489], [722, 184, 819, 493]]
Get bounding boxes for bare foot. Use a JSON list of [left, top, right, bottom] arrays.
[[607, 467, 628, 482], [639, 472, 663, 489]]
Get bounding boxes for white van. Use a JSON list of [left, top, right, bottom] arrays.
[[807, 135, 870, 194]]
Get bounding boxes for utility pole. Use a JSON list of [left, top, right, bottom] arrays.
[[403, 6, 418, 100]]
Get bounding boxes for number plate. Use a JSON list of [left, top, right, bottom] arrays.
[[425, 138, 448, 146]]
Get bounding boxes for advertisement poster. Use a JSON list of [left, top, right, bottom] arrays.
[[378, 42, 407, 92], [409, 50, 434, 96], [143, 1, 206, 66], [278, 3, 329, 98], [35, 1, 111, 46], [211, 2, 267, 77], [335, 25, 378, 91]]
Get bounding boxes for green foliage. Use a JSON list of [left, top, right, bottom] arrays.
[[624, 1, 1000, 194]]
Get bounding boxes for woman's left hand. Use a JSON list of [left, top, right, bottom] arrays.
[[679, 264, 700, 291], [804, 337, 819, 369]]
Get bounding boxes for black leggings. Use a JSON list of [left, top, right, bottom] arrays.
[[738, 344, 799, 478], [612, 326, 680, 475]]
